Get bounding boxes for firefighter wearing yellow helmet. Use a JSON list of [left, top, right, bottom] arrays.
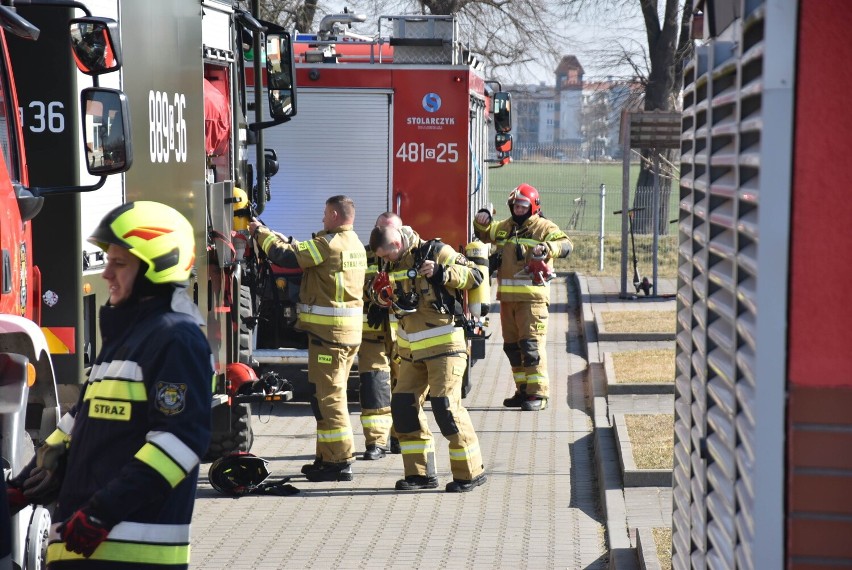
[[8, 201, 213, 569], [473, 184, 573, 411]]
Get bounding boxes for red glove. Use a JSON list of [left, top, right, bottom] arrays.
[[59, 509, 112, 557], [370, 272, 393, 308], [7, 485, 30, 515]]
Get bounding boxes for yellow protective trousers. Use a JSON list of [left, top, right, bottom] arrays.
[[357, 334, 393, 448], [308, 336, 357, 463], [392, 353, 483, 481], [500, 300, 550, 399]]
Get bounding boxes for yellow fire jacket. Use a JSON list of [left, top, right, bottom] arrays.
[[473, 214, 572, 303], [256, 224, 366, 346], [386, 236, 483, 361]]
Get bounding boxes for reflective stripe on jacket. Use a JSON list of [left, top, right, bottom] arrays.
[[473, 214, 571, 303], [258, 224, 366, 345]]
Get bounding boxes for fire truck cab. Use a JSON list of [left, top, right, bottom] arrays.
[[245, 13, 513, 393]]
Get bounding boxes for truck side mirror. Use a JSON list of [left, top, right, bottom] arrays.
[[493, 91, 511, 134], [81, 88, 132, 175], [70, 17, 122, 75], [266, 32, 297, 120]]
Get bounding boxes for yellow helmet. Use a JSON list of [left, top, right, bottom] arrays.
[[88, 201, 196, 284]]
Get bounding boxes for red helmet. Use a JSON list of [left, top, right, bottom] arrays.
[[507, 183, 540, 215], [208, 452, 270, 496], [226, 362, 259, 397]]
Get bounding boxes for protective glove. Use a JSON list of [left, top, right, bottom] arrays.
[[59, 508, 114, 558], [370, 272, 393, 308], [7, 483, 31, 515], [426, 263, 445, 287], [524, 257, 554, 286], [366, 303, 387, 329]]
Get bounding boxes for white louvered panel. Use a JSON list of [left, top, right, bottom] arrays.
[[737, 242, 758, 276], [736, 382, 756, 434], [693, 274, 709, 307], [707, 287, 736, 334], [737, 207, 758, 241], [679, 211, 694, 235], [736, 539, 754, 570], [707, 342, 736, 387], [690, 552, 707, 570], [677, 257, 694, 284], [736, 277, 757, 320], [706, 541, 735, 570], [690, 486, 707, 558], [705, 412, 736, 480], [676, 342, 692, 374], [737, 343, 756, 390], [709, 171, 736, 199], [709, 200, 736, 232], [706, 376, 736, 418], [738, 175, 760, 205], [736, 419, 755, 498], [677, 328, 693, 358], [707, 257, 735, 293], [693, 195, 709, 224], [672, 528, 691, 570]]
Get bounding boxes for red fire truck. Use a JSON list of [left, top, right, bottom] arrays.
[[245, 13, 513, 391], [0, 1, 294, 566]]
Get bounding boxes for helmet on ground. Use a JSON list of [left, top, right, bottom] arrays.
[[226, 362, 259, 396], [208, 452, 270, 496], [507, 183, 541, 216], [88, 201, 195, 284]]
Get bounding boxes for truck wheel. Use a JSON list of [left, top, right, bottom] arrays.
[[205, 403, 254, 461], [25, 505, 51, 570], [238, 285, 255, 366]]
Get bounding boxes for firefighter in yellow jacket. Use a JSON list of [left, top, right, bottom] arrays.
[[369, 224, 486, 492], [474, 183, 573, 411], [250, 195, 366, 481], [359, 212, 404, 460]]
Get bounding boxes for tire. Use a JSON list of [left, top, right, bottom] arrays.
[[238, 285, 256, 366], [204, 403, 254, 461], [25, 506, 51, 570]]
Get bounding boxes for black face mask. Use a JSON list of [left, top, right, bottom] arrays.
[[511, 209, 532, 226], [126, 262, 174, 304]]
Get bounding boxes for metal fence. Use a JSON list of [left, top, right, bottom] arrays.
[[489, 145, 680, 283]]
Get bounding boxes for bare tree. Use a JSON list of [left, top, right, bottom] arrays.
[[562, 0, 693, 234], [257, 0, 570, 83]]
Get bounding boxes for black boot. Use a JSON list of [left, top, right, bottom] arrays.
[[389, 437, 401, 454], [301, 458, 322, 474], [395, 475, 439, 491], [446, 472, 487, 493], [362, 445, 388, 460], [304, 462, 353, 482], [503, 392, 525, 408], [521, 396, 548, 411]]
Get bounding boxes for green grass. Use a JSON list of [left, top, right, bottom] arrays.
[[490, 161, 679, 233], [489, 162, 680, 278]]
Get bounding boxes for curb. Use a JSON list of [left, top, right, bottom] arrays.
[[576, 274, 638, 570], [612, 413, 673, 488]]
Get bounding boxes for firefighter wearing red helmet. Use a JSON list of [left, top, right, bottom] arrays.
[[474, 184, 573, 411], [7, 201, 213, 568]]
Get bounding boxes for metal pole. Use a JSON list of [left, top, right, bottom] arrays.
[[651, 151, 660, 296], [599, 183, 606, 271], [620, 114, 630, 298]]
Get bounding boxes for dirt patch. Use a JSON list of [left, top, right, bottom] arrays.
[[611, 348, 675, 383], [625, 414, 674, 470], [601, 310, 676, 334], [653, 527, 672, 570]]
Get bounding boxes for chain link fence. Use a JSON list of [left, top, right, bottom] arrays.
[[488, 145, 680, 280]]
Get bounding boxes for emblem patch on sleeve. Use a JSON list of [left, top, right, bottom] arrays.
[[156, 382, 187, 415]]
